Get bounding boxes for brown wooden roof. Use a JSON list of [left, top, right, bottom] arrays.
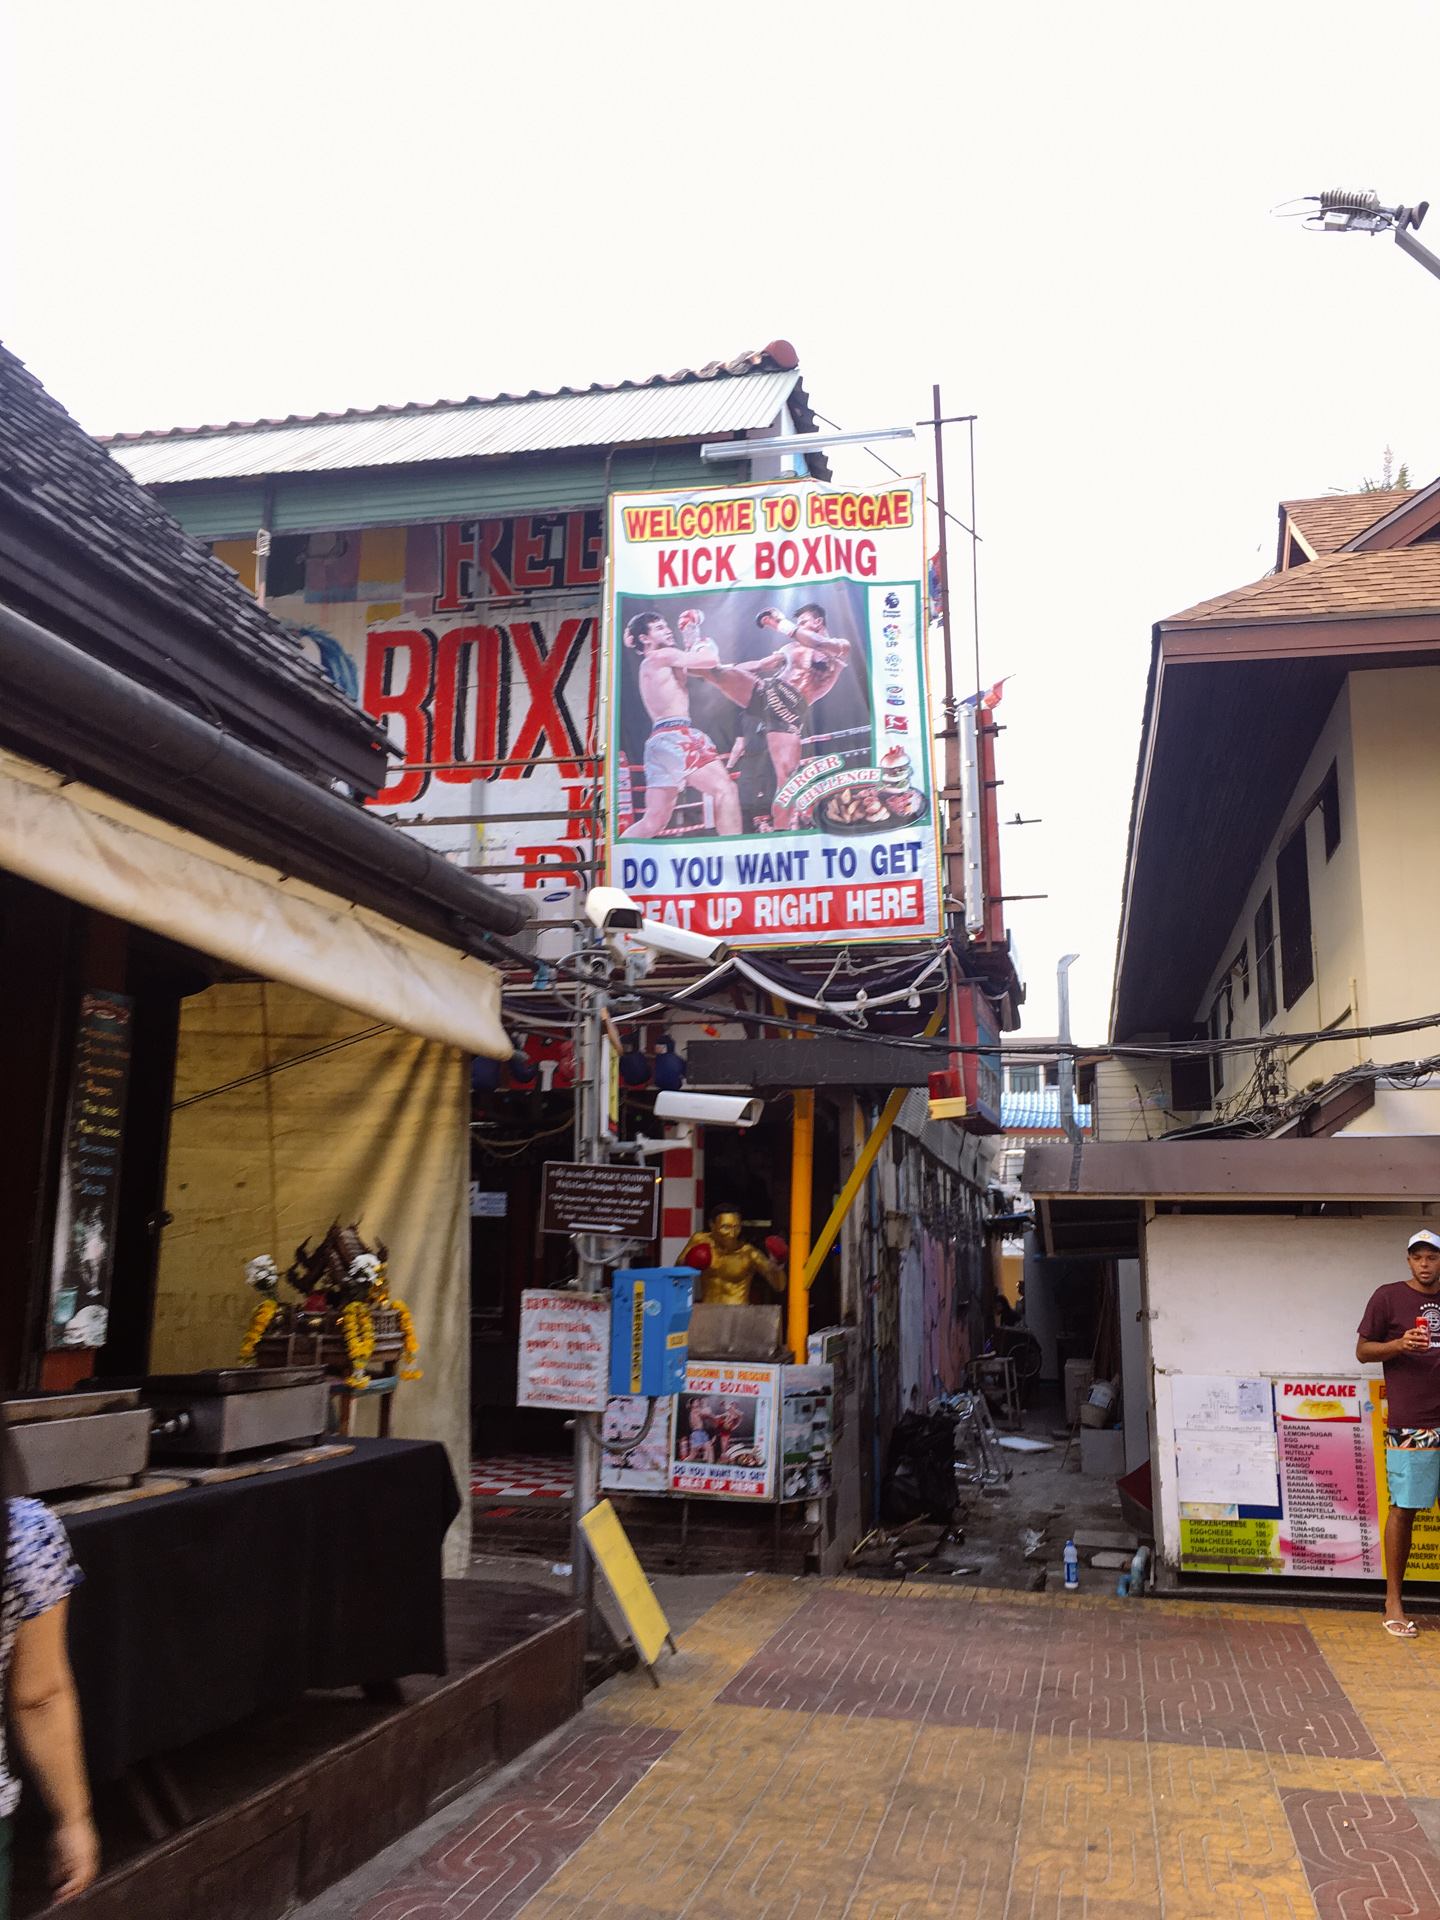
[[1282, 490, 1411, 557], [1162, 548, 1440, 630]]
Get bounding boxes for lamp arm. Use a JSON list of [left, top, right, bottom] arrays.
[[1395, 223, 1440, 284]]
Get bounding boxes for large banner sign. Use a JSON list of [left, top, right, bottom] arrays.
[[605, 479, 941, 947]]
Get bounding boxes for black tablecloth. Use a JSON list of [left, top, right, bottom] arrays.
[[60, 1437, 460, 1781]]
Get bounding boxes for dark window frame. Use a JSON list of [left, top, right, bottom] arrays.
[[1277, 824, 1314, 1010], [1255, 892, 1277, 1028]]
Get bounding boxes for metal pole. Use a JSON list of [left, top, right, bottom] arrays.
[[788, 1089, 814, 1362], [1057, 953, 1080, 1148], [569, 977, 605, 1605]]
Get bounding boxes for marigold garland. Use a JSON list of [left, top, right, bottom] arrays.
[[339, 1299, 376, 1391], [392, 1298, 423, 1380], [238, 1296, 279, 1362]]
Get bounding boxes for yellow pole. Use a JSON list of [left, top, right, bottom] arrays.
[[788, 1088, 814, 1361], [802, 1006, 945, 1291]]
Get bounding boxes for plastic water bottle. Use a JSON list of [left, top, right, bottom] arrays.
[[1063, 1541, 1079, 1591]]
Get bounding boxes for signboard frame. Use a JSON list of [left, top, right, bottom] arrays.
[[605, 476, 941, 949], [540, 1161, 661, 1240]]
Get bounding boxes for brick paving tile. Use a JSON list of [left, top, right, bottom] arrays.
[[1280, 1787, 1440, 1918], [352, 1722, 678, 1920], [338, 1577, 1440, 1920]]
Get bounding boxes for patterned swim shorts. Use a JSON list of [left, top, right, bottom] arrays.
[[1387, 1427, 1440, 1449], [643, 717, 718, 790]]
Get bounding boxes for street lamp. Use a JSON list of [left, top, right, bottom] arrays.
[[1301, 189, 1440, 284]]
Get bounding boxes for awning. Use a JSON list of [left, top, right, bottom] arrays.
[[0, 749, 510, 1058]]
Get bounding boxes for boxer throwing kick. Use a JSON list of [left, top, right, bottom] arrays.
[[621, 610, 741, 839]]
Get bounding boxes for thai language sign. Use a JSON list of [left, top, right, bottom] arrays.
[[517, 1290, 610, 1412], [1172, 1374, 1389, 1579], [47, 991, 134, 1350], [605, 480, 941, 947]]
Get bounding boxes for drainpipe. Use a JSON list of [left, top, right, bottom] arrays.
[[1057, 953, 1080, 1147], [254, 484, 276, 609], [866, 1099, 882, 1524]]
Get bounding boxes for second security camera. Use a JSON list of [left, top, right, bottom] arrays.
[[654, 1091, 763, 1129]]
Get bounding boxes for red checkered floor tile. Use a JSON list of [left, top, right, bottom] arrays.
[[470, 1454, 573, 1501]]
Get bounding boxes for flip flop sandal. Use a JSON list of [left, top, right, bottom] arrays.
[[1384, 1619, 1419, 1638]]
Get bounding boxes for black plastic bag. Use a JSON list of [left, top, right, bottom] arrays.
[[880, 1410, 958, 1525]]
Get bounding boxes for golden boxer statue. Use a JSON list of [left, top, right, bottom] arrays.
[[680, 1207, 787, 1307]]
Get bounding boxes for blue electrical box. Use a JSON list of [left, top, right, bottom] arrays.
[[609, 1267, 695, 1397]]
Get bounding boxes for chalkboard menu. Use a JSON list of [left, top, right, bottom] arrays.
[[47, 991, 134, 1350]]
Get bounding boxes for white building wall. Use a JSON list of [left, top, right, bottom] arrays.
[[1145, 1211, 1415, 1567]]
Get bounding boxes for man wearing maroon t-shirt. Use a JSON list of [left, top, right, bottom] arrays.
[[1356, 1228, 1440, 1635]]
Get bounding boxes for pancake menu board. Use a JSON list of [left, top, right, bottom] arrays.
[[1174, 1374, 1397, 1579]]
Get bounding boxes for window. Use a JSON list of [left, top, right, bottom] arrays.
[[1044, 1062, 1059, 1088], [1007, 1065, 1039, 1094], [1319, 761, 1341, 860], [1255, 892, 1277, 1027], [1276, 826, 1314, 1009], [1286, 536, 1311, 569], [1236, 940, 1250, 1000]]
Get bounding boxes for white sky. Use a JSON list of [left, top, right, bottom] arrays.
[[4, 0, 1438, 1043]]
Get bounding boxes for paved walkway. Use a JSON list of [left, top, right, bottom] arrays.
[[320, 1576, 1440, 1919]]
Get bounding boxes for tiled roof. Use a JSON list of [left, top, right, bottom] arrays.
[[99, 342, 828, 488], [1160, 548, 1440, 628], [0, 344, 379, 737], [1282, 490, 1411, 556]]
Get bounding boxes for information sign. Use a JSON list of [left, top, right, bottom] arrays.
[[540, 1162, 661, 1239], [1170, 1372, 1393, 1580], [517, 1290, 610, 1411]]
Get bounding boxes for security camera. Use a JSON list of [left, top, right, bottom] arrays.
[[655, 1092, 763, 1128], [584, 887, 643, 932], [632, 919, 729, 965], [583, 887, 729, 967], [627, 1089, 765, 1156]]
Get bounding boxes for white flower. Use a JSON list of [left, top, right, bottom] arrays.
[[245, 1255, 281, 1292], [347, 1254, 382, 1285]]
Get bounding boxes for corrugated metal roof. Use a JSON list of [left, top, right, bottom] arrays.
[[105, 352, 809, 487], [1002, 1090, 1092, 1131]]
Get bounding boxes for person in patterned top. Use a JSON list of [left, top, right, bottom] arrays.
[[0, 1410, 95, 1908]]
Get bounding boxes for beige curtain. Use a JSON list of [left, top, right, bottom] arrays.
[[153, 982, 472, 1570]]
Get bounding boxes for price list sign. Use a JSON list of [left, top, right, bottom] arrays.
[[1274, 1378, 1381, 1577]]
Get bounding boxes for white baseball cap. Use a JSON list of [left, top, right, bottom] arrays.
[[1409, 1230, 1440, 1252]]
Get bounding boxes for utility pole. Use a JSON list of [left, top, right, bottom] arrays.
[[922, 390, 978, 921]]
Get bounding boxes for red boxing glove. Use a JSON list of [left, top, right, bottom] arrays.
[[686, 1242, 712, 1269], [765, 1236, 789, 1263]]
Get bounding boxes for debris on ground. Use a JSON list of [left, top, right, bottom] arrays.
[[998, 1436, 1052, 1452], [1090, 1550, 1133, 1569], [1019, 1527, 1047, 1559], [845, 1517, 968, 1579]]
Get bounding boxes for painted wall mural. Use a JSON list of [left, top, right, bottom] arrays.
[[213, 514, 603, 906]]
